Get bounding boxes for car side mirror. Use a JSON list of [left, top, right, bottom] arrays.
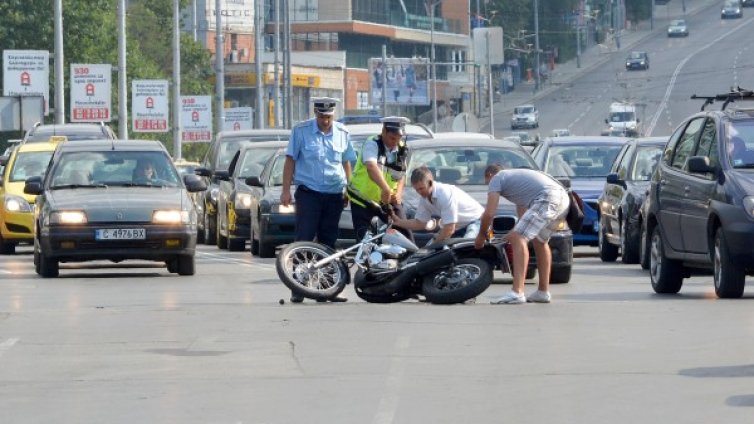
[[606, 172, 625, 187], [24, 178, 43, 195], [194, 167, 211, 177], [0, 156, 8, 167], [183, 174, 208, 192], [245, 176, 263, 187], [214, 170, 230, 181], [686, 156, 715, 174]]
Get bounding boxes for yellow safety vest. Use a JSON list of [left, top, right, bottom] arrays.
[[347, 136, 407, 208]]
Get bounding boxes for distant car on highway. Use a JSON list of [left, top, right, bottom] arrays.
[[625, 51, 649, 71], [721, 0, 743, 18], [510, 104, 539, 129], [667, 19, 689, 37], [22, 123, 115, 144], [551, 129, 571, 137]]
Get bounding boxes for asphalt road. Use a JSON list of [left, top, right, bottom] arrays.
[[1, 243, 753, 423]]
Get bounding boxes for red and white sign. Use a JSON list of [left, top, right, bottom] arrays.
[[132, 80, 169, 133], [3, 50, 50, 115], [180, 95, 212, 142], [222, 107, 253, 131], [70, 64, 112, 122]]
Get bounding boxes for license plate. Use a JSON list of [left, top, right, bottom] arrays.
[[95, 228, 146, 240]]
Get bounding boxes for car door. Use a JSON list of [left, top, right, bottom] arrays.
[[658, 117, 705, 252], [681, 118, 719, 254], [602, 143, 632, 238]]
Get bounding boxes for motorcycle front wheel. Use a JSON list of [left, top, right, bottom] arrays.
[[422, 258, 492, 304], [276, 242, 350, 301]]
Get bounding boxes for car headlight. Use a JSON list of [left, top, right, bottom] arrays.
[[4, 194, 32, 213], [235, 193, 252, 209], [152, 209, 190, 224], [743, 196, 754, 218], [209, 187, 219, 202], [275, 204, 295, 214], [50, 210, 87, 225]]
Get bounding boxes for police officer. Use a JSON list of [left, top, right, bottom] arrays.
[[281, 97, 356, 303], [347, 116, 411, 240]]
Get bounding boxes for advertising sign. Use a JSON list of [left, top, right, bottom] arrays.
[[132, 80, 169, 133], [70, 64, 112, 122], [473, 27, 504, 65], [223, 107, 253, 131], [2, 50, 50, 115], [202, 0, 256, 32], [180, 95, 212, 142], [369, 57, 429, 106]]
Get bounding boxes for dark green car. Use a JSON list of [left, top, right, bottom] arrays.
[[24, 140, 206, 277]]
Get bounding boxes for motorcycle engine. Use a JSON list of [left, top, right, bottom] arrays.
[[368, 251, 399, 271], [376, 244, 406, 259]]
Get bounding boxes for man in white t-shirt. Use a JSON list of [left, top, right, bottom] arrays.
[[391, 166, 484, 242]]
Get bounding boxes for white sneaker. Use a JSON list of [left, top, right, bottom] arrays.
[[490, 291, 526, 304], [527, 290, 551, 303]]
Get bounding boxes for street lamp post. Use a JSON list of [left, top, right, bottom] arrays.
[[429, 0, 439, 132], [534, 0, 541, 91]]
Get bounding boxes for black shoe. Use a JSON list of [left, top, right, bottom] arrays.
[[290, 294, 304, 303], [316, 296, 348, 303]]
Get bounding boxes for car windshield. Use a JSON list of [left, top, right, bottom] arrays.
[[610, 112, 635, 122], [631, 146, 663, 181], [26, 128, 106, 142], [237, 148, 278, 178], [670, 20, 685, 26], [216, 134, 289, 170], [724, 0, 737, 7], [49, 151, 180, 188], [267, 154, 286, 186], [408, 147, 535, 185], [514, 107, 534, 114], [545, 144, 624, 178], [629, 52, 644, 59], [8, 151, 53, 182]]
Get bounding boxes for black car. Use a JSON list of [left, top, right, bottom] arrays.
[[598, 137, 666, 264], [642, 90, 754, 298], [214, 141, 287, 251], [397, 137, 574, 283], [198, 129, 290, 245], [530, 136, 629, 246], [721, 0, 743, 18], [24, 140, 206, 277], [625, 51, 649, 71], [245, 149, 296, 258]]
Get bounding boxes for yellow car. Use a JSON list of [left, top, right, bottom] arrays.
[[0, 137, 64, 253]]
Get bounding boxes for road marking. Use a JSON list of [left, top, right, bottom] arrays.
[[372, 335, 410, 424], [0, 338, 19, 359], [647, 18, 753, 136]]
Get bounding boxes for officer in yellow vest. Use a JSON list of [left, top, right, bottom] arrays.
[[347, 116, 411, 240]]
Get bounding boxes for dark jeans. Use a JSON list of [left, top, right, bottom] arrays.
[[294, 185, 343, 249], [351, 201, 412, 241]]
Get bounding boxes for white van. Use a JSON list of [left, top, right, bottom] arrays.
[[511, 104, 539, 129], [605, 102, 639, 137]]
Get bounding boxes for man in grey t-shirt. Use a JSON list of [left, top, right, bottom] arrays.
[[475, 165, 569, 304]]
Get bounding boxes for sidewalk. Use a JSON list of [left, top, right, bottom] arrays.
[[481, 0, 718, 134]]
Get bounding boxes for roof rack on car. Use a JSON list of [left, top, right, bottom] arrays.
[[691, 87, 754, 111]]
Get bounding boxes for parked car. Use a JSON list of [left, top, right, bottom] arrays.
[[337, 115, 383, 125], [642, 91, 754, 298], [667, 19, 689, 37], [721, 0, 743, 18], [510, 104, 539, 130], [510, 130, 538, 148], [432, 132, 493, 140], [339, 137, 575, 283], [198, 129, 290, 245], [530, 136, 629, 246], [625, 51, 649, 71], [214, 140, 287, 251], [597, 137, 666, 264], [245, 148, 296, 257], [24, 139, 206, 277], [551, 129, 571, 137], [0, 137, 63, 253], [345, 122, 434, 145], [22, 122, 115, 144]]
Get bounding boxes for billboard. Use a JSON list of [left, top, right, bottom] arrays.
[[70, 64, 112, 122], [132, 80, 169, 133], [180, 95, 212, 142], [369, 57, 429, 106], [223, 107, 253, 131], [2, 50, 50, 115], [200, 0, 255, 33]]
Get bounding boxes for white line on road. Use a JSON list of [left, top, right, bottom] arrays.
[[372, 335, 411, 424], [0, 338, 19, 359]]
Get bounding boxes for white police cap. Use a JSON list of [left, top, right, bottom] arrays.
[[312, 97, 340, 115], [380, 116, 411, 133]]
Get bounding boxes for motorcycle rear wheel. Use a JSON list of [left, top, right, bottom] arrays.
[[422, 258, 492, 304], [276, 242, 349, 301]]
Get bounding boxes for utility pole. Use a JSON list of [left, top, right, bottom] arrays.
[[192, 0, 198, 41], [534, 0, 540, 92], [486, 31, 494, 138], [273, 0, 281, 128], [429, 0, 438, 131], [118, 0, 127, 139], [54, 0, 64, 124], [173, 0, 182, 160], [215, 0, 225, 134], [254, 0, 264, 129], [284, 0, 292, 127]]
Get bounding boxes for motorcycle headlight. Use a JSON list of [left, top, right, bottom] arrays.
[[275, 204, 295, 214], [152, 209, 190, 224], [235, 193, 252, 209], [50, 210, 87, 225], [743, 196, 754, 218], [4, 194, 32, 213]]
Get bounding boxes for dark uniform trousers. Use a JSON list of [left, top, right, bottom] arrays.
[[294, 185, 343, 248]]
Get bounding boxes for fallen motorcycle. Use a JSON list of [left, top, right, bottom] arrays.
[[275, 217, 511, 304]]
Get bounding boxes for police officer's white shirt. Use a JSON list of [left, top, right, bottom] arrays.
[[415, 181, 484, 227], [362, 139, 398, 164]]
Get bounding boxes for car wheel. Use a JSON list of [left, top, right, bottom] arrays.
[[228, 237, 245, 252], [640, 224, 650, 270], [196, 223, 205, 244], [203, 212, 217, 245], [620, 218, 640, 264], [713, 229, 745, 298], [550, 265, 571, 284], [598, 223, 619, 262], [37, 247, 59, 278], [176, 255, 195, 276], [250, 218, 260, 256], [166, 259, 178, 273], [0, 233, 15, 254], [258, 224, 275, 258], [216, 215, 228, 249], [649, 225, 683, 294]]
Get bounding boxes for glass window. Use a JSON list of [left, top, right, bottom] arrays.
[[356, 92, 369, 110], [238, 148, 278, 178], [631, 146, 664, 181], [268, 154, 287, 186], [544, 144, 624, 178], [408, 147, 535, 185], [9, 151, 53, 182], [50, 151, 179, 188], [695, 119, 718, 169], [611, 144, 631, 175], [671, 118, 704, 170]]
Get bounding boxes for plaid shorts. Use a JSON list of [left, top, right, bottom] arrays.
[[513, 189, 569, 242]]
